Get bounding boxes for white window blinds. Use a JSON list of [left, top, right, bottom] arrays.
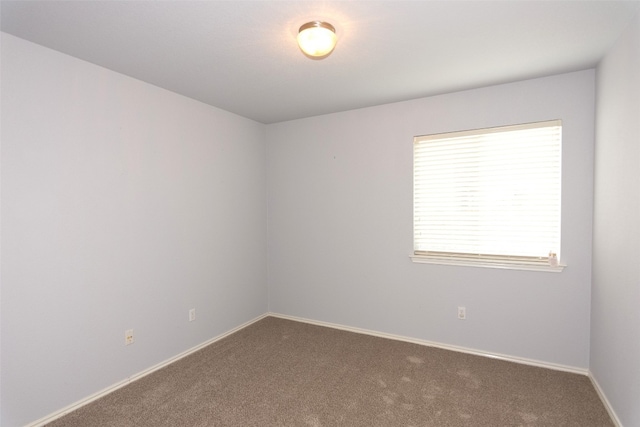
[[413, 120, 562, 265]]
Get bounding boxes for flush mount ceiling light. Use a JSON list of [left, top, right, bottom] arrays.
[[297, 21, 337, 59]]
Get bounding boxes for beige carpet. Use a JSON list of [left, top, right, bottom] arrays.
[[47, 316, 613, 426]]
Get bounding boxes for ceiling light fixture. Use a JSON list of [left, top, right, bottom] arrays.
[[297, 21, 337, 59]]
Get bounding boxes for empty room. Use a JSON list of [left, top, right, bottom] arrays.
[[1, 1, 639, 426]]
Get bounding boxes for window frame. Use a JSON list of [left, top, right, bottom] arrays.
[[411, 120, 565, 272]]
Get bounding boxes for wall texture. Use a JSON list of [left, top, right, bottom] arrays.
[[266, 70, 596, 371], [592, 11, 640, 427], [1, 33, 267, 426]]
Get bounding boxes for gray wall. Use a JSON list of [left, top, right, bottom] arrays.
[[592, 11, 640, 427], [266, 70, 596, 370], [1, 34, 267, 426]]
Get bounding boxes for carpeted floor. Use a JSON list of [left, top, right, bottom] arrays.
[[47, 316, 613, 426]]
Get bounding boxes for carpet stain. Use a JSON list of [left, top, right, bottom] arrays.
[[407, 356, 424, 364], [303, 415, 323, 427], [382, 390, 398, 405], [345, 399, 358, 410], [458, 412, 472, 419], [519, 412, 539, 422], [423, 382, 443, 398], [377, 379, 387, 388], [401, 376, 412, 382], [457, 369, 481, 389], [456, 369, 471, 378]]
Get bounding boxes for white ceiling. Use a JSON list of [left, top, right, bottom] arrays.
[[2, 1, 639, 124]]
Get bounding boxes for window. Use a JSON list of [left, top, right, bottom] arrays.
[[412, 120, 563, 271]]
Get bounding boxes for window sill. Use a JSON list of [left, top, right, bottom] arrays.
[[410, 254, 565, 272]]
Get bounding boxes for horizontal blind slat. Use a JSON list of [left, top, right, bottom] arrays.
[[413, 120, 562, 259]]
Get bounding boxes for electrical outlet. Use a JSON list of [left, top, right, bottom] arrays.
[[457, 306, 466, 320], [125, 329, 134, 345], [189, 308, 196, 322]]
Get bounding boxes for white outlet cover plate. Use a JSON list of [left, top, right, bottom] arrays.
[[125, 329, 134, 345]]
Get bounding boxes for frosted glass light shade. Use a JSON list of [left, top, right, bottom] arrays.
[[297, 21, 337, 58]]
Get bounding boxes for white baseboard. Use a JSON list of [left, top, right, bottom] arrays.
[[269, 313, 626, 426], [589, 372, 623, 427], [28, 312, 614, 427], [269, 312, 589, 376], [275, 312, 622, 425], [25, 313, 269, 427]]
